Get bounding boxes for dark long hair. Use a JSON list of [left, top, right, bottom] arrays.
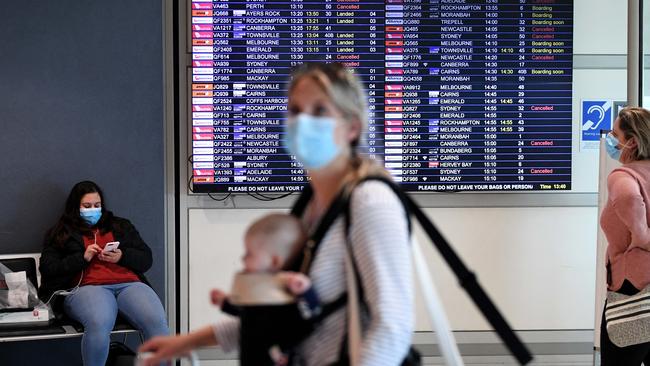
[[45, 181, 114, 247]]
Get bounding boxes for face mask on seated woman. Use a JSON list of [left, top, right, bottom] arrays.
[[79, 207, 102, 226]]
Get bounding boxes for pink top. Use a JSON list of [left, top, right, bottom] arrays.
[[600, 160, 650, 291]]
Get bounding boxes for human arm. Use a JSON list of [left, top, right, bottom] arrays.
[[348, 182, 413, 366], [138, 326, 218, 366], [220, 299, 241, 317], [608, 171, 650, 251], [276, 271, 322, 319], [139, 317, 241, 366], [210, 288, 227, 307], [210, 288, 241, 317], [277, 271, 312, 295], [39, 238, 91, 278]]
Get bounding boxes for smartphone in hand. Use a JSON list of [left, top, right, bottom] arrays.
[[102, 241, 120, 253]]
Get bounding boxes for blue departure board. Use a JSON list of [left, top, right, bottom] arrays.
[[189, 0, 573, 193]]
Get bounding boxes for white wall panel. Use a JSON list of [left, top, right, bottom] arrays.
[[189, 207, 598, 331]]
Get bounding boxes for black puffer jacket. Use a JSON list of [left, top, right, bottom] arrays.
[[38, 217, 153, 312]]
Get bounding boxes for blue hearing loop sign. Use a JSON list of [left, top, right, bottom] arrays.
[[582, 100, 612, 141]]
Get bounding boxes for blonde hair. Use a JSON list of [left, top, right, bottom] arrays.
[[618, 107, 650, 161], [288, 62, 390, 185], [245, 213, 306, 265]]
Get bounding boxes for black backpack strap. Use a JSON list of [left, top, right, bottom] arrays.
[[343, 175, 532, 365]]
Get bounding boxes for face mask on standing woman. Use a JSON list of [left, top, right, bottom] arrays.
[[284, 113, 342, 170], [605, 133, 622, 161]]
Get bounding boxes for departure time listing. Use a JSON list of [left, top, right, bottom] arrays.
[[190, 0, 573, 193]]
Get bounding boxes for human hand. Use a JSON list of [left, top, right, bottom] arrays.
[[83, 244, 102, 262], [210, 288, 227, 307], [269, 345, 289, 366], [138, 335, 191, 366], [98, 248, 122, 263], [277, 272, 312, 295]]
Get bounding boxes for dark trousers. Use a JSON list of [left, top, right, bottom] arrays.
[[601, 280, 650, 366]]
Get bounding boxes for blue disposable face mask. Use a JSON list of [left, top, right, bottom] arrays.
[[284, 113, 341, 170], [605, 133, 622, 161], [80, 207, 102, 226]]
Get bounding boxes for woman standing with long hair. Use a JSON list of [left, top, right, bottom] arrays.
[[139, 62, 414, 366]]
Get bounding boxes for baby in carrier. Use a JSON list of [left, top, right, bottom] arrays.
[[210, 213, 321, 366]]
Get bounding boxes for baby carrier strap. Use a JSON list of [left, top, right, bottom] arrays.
[[290, 184, 349, 274], [290, 183, 312, 218], [289, 176, 407, 274], [313, 292, 348, 323], [286, 184, 353, 323], [286, 177, 406, 327], [288, 177, 410, 322]]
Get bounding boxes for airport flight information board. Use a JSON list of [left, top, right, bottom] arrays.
[[189, 0, 573, 193]]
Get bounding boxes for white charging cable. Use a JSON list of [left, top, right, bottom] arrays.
[[44, 230, 98, 305], [43, 270, 83, 306]]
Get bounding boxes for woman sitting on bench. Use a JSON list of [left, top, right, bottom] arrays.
[[38, 180, 169, 366]]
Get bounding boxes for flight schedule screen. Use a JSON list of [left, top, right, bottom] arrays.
[[190, 0, 573, 193]]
